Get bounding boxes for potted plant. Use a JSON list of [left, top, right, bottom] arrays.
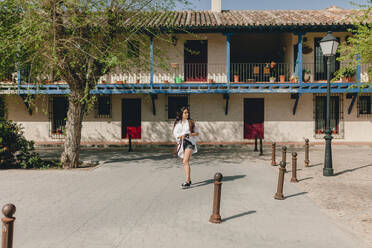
[[269, 76, 276, 83], [334, 67, 357, 83], [233, 74, 240, 82], [289, 74, 298, 83], [208, 79, 214, 83], [303, 68, 311, 82], [341, 67, 356, 82], [278, 67, 287, 83]]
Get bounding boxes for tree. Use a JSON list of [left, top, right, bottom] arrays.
[[0, 0, 188, 168], [337, 1, 372, 82]]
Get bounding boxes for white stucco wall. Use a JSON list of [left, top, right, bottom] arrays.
[[5, 93, 372, 143]]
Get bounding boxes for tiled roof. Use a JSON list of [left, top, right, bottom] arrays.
[[138, 6, 356, 28]]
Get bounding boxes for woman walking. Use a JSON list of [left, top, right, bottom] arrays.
[[173, 106, 199, 189]]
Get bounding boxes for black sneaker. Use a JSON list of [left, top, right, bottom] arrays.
[[181, 181, 191, 189]]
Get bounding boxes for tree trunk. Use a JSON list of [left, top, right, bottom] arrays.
[[61, 89, 85, 168]]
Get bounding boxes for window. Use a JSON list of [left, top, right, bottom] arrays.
[[96, 96, 112, 118], [128, 41, 139, 58], [0, 96, 5, 120], [49, 97, 68, 138], [167, 96, 188, 119], [314, 95, 342, 135], [358, 96, 371, 116]]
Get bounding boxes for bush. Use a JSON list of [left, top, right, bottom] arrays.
[[0, 120, 55, 169]]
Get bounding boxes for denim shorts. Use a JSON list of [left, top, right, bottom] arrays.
[[183, 139, 195, 151]]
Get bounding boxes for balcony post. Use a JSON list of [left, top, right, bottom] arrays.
[[150, 35, 154, 90], [226, 33, 231, 85], [356, 54, 361, 82], [297, 33, 303, 84]]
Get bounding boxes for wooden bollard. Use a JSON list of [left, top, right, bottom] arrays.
[[274, 161, 286, 200], [254, 135, 258, 152], [291, 152, 298, 183], [304, 138, 310, 167], [271, 142, 277, 166], [128, 135, 133, 152], [2, 204, 16, 248], [282, 146, 287, 173], [209, 173, 223, 223], [259, 137, 263, 156]]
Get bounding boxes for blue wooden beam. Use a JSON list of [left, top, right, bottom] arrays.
[[296, 33, 303, 85], [11, 82, 372, 95], [348, 93, 357, 115], [150, 36, 154, 91], [223, 33, 233, 86], [151, 93, 157, 115], [291, 93, 300, 115], [223, 93, 229, 115]]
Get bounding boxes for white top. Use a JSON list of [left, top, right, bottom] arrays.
[[173, 119, 199, 158]]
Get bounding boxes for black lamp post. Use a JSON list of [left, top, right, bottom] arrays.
[[319, 31, 339, 176]]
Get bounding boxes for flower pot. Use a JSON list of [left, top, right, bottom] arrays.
[[234, 75, 239, 82], [163, 80, 169, 84], [279, 75, 285, 83], [171, 63, 179, 69], [342, 77, 354, 83], [269, 78, 275, 83], [208, 79, 214, 83], [136, 79, 140, 84], [303, 73, 311, 82]]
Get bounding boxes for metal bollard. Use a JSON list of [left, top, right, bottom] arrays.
[[128, 135, 133, 152], [304, 138, 310, 167], [291, 152, 298, 183], [274, 161, 286, 200], [2, 204, 16, 248], [254, 135, 258, 152], [209, 173, 223, 223], [271, 142, 277, 166], [259, 137, 263, 156], [282, 146, 287, 173]]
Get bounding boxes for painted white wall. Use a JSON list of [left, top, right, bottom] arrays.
[[5, 93, 372, 143]]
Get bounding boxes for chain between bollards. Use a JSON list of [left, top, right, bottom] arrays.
[[209, 173, 223, 223], [1, 204, 16, 248], [254, 135, 258, 152], [304, 138, 310, 167], [271, 142, 277, 166], [281, 146, 287, 173], [259, 137, 263, 156], [128, 135, 133, 152], [291, 152, 298, 183], [274, 161, 286, 200]]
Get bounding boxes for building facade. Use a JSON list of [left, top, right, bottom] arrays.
[[0, 3, 371, 144]]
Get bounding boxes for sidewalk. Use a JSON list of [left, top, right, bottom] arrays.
[[0, 147, 370, 248]]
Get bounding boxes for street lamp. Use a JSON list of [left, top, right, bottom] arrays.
[[319, 31, 339, 176]]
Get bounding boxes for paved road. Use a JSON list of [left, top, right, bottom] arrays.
[[0, 147, 369, 248]]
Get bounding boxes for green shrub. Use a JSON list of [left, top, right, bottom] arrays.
[[0, 120, 54, 169]]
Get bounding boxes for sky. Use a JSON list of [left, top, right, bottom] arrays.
[[175, 0, 370, 10]]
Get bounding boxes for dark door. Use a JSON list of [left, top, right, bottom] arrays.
[[314, 37, 340, 81], [122, 99, 141, 139], [184, 40, 208, 82], [244, 98, 264, 139], [52, 97, 68, 134]]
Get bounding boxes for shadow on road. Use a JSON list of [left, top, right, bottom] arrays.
[[285, 191, 308, 199], [222, 210, 257, 222], [191, 175, 246, 188], [334, 164, 372, 176]]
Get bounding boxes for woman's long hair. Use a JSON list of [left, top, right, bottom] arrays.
[[173, 106, 194, 132]]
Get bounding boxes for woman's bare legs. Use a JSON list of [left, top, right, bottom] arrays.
[[183, 148, 193, 183]]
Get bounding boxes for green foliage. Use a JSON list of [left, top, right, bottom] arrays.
[[0, 119, 55, 169], [337, 1, 372, 81], [333, 66, 357, 80]]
